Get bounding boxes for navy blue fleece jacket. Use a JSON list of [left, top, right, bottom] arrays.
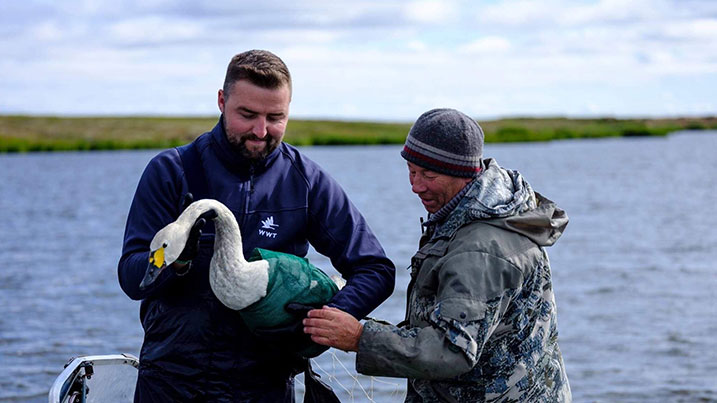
[[118, 118, 395, 401]]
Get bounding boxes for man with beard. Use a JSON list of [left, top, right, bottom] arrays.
[[118, 50, 395, 402]]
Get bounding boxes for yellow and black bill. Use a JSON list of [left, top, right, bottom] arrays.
[[139, 247, 167, 289]]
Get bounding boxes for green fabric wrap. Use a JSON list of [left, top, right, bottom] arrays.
[[241, 248, 339, 330]]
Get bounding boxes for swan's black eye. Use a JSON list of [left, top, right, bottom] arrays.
[[163, 242, 168, 248]]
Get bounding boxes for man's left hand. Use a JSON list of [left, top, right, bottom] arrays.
[[303, 306, 363, 352]]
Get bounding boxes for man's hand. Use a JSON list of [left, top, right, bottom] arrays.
[[303, 306, 363, 352], [175, 215, 208, 261], [174, 192, 216, 273]]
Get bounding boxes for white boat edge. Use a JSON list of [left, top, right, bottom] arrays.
[[48, 353, 139, 403]]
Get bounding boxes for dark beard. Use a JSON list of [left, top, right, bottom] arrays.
[[226, 133, 280, 161], [222, 116, 279, 161]]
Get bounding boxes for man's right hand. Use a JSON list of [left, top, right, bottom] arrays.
[[173, 193, 216, 273]]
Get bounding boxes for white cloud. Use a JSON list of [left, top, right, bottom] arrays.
[[0, 0, 716, 119], [478, 0, 555, 26], [407, 40, 428, 51], [106, 16, 203, 45], [403, 0, 457, 24], [662, 18, 717, 42], [459, 36, 511, 53], [480, 0, 672, 28], [29, 21, 65, 41]]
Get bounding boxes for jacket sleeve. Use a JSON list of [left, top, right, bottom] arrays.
[[356, 251, 522, 379], [117, 150, 188, 300], [305, 168, 395, 320]]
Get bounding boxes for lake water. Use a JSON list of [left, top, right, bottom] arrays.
[[1, 131, 716, 402]]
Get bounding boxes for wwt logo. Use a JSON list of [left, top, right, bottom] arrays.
[[259, 216, 279, 238]]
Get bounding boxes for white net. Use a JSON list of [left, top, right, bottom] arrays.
[[295, 350, 406, 402]]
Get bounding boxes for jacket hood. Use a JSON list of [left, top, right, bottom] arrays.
[[434, 158, 568, 247]]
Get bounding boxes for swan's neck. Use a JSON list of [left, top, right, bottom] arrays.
[[209, 205, 248, 266], [186, 199, 268, 310], [180, 199, 247, 263]]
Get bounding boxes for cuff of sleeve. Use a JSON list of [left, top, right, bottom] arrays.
[[174, 260, 192, 276], [356, 320, 391, 376]]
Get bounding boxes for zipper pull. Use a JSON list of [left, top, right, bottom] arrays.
[[249, 165, 255, 194]]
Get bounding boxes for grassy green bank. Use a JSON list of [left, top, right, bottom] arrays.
[[1, 115, 715, 152]]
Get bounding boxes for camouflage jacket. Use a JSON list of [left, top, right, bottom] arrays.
[[356, 158, 572, 402]]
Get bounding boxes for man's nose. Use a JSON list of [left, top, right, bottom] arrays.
[[252, 117, 268, 138], [411, 178, 426, 194]]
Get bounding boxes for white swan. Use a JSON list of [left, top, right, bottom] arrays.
[[139, 199, 341, 354]]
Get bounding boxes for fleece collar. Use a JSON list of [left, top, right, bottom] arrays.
[[430, 158, 537, 239]]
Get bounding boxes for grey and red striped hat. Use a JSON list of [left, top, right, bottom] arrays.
[[400, 108, 483, 178]]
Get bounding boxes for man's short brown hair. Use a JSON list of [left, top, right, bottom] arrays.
[[223, 50, 292, 98]]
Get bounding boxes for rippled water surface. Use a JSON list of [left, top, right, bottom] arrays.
[[1, 131, 716, 402]]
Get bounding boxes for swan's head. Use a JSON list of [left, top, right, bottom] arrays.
[[139, 222, 191, 289], [139, 208, 218, 289]]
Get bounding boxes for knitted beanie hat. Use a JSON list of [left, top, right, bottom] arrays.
[[400, 108, 484, 177]]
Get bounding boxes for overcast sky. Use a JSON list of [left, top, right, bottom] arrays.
[[1, 0, 716, 121]]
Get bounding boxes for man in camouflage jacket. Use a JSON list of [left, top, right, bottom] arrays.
[[304, 108, 572, 402]]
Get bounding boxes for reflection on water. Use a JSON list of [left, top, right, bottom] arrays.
[[1, 131, 716, 402]]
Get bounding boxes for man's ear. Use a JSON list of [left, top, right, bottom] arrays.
[[217, 89, 225, 113]]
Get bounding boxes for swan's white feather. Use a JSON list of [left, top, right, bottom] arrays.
[[150, 199, 269, 309]]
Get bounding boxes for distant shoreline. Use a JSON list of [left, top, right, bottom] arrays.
[[1, 115, 715, 153]]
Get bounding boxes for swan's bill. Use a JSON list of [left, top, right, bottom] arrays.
[[139, 247, 167, 289]]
